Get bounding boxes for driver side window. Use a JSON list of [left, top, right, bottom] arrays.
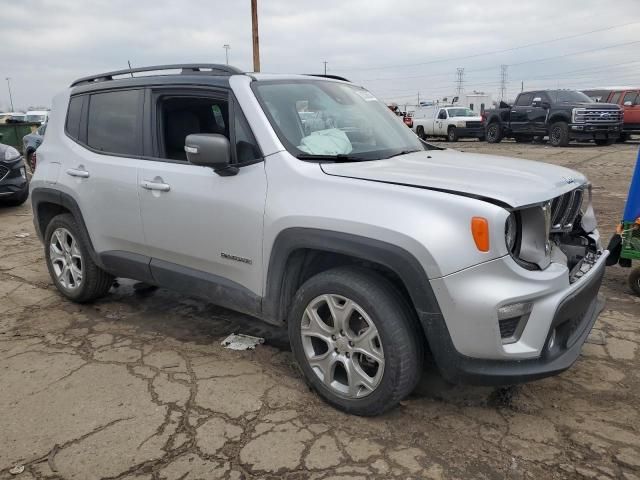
[[438, 109, 447, 120]]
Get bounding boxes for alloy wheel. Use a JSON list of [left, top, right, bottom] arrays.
[[49, 228, 83, 290], [300, 294, 385, 399]]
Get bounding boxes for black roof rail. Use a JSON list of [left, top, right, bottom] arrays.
[[70, 64, 244, 87], [304, 74, 351, 82]]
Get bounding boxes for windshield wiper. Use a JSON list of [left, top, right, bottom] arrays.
[[385, 149, 421, 159], [296, 153, 365, 162]]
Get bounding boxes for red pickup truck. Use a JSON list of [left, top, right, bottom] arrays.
[[583, 88, 640, 142]]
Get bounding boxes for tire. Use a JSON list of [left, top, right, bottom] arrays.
[[44, 213, 113, 303], [514, 135, 534, 143], [549, 121, 569, 147], [628, 267, 640, 297], [0, 186, 29, 207], [26, 150, 36, 172], [288, 266, 422, 416], [485, 122, 503, 143], [594, 138, 614, 146], [447, 126, 458, 142], [416, 126, 425, 140]]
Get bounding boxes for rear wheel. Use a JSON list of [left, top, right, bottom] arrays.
[[594, 138, 614, 146], [628, 267, 640, 296], [288, 266, 422, 416], [44, 214, 114, 303], [447, 126, 458, 142], [416, 126, 425, 140], [549, 121, 569, 147], [485, 122, 503, 143]]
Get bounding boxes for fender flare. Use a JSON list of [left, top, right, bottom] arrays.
[[30, 187, 103, 267], [262, 228, 443, 324]]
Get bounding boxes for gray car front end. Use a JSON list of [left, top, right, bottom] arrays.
[[236, 74, 607, 385]]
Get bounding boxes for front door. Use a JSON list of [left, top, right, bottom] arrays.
[[528, 92, 550, 134], [138, 88, 267, 304], [434, 109, 448, 135], [621, 90, 640, 129]]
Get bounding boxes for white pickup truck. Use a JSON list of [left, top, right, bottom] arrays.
[[412, 105, 485, 141]]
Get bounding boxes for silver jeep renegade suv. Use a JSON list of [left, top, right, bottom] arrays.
[[31, 64, 608, 416]]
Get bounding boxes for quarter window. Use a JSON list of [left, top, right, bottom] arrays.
[[65, 96, 83, 141], [87, 90, 141, 155]]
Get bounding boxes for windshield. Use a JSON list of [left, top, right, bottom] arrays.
[[547, 90, 592, 103], [447, 108, 475, 117], [253, 80, 426, 160], [26, 114, 46, 123]]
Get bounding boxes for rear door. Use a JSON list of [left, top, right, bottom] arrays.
[[138, 87, 267, 302], [510, 93, 533, 133], [60, 90, 147, 258]]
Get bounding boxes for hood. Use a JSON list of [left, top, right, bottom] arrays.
[[571, 102, 620, 109], [320, 149, 586, 208]]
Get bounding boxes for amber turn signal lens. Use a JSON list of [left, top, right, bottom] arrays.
[[471, 217, 490, 252]]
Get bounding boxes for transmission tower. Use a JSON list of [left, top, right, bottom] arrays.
[[455, 68, 464, 95], [500, 65, 508, 101]]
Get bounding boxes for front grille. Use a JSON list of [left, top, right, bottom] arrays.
[[574, 108, 622, 124], [0, 165, 9, 181], [466, 121, 483, 128], [550, 188, 584, 232]]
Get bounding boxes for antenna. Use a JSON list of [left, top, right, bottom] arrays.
[[500, 65, 508, 101], [455, 68, 465, 95], [127, 60, 134, 78]]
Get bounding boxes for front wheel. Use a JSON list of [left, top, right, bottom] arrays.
[[485, 122, 503, 143], [447, 126, 458, 142], [288, 266, 422, 416], [549, 121, 569, 147]]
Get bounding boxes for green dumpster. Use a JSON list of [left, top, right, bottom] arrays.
[[0, 123, 40, 153]]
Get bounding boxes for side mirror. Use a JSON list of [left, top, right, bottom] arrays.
[[624, 101, 633, 106], [531, 97, 542, 107], [185, 134, 238, 176]]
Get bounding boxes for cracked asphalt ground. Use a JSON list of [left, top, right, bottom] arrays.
[[1, 140, 640, 480]]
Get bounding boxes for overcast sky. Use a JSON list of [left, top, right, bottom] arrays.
[[2, 0, 639, 110]]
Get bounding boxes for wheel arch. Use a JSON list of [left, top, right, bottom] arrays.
[[31, 187, 102, 267], [262, 228, 443, 334], [548, 113, 570, 125]]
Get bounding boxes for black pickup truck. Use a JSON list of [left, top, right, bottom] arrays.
[[484, 89, 623, 147]]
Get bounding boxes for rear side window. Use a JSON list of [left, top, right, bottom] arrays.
[[515, 93, 533, 106], [65, 96, 83, 140], [610, 92, 622, 105], [87, 90, 141, 155]]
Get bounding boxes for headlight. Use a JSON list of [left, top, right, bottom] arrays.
[[4, 146, 20, 162], [505, 213, 518, 253], [457, 121, 466, 128], [572, 108, 585, 123]]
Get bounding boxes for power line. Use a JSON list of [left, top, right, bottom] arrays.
[[355, 40, 640, 83], [338, 21, 640, 72]]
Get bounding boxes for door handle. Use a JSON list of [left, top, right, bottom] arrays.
[[140, 180, 171, 192], [66, 168, 90, 178]]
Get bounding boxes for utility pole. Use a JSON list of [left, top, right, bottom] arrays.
[[5, 77, 14, 111], [455, 68, 464, 96], [251, 0, 260, 72], [223, 44, 230, 65], [127, 60, 134, 77], [499, 65, 508, 101], [417, 92, 420, 105], [323, 61, 327, 75]]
